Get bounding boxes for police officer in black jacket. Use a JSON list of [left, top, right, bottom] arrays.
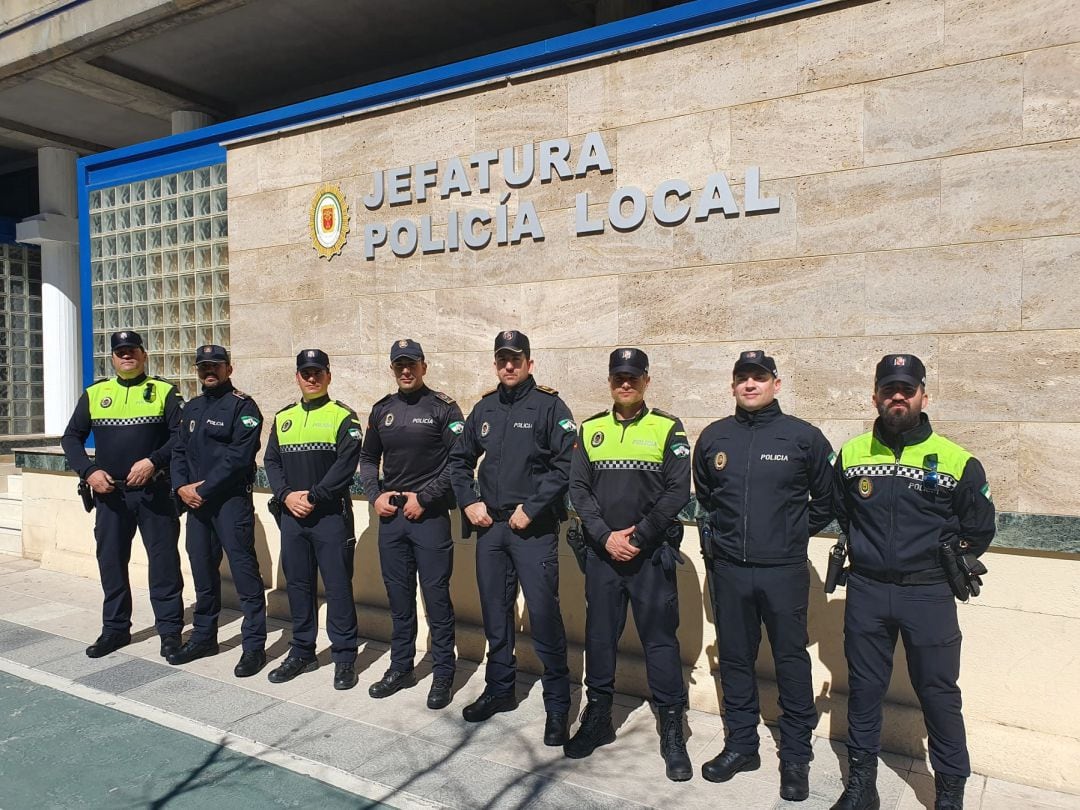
[[61, 330, 186, 660], [449, 330, 575, 746], [692, 350, 834, 802], [360, 339, 464, 710], [169, 345, 267, 677]]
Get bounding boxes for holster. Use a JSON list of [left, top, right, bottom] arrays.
[[565, 517, 587, 574], [824, 532, 849, 594], [77, 480, 94, 513], [267, 496, 282, 526]]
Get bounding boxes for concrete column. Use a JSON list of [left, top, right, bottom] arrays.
[[16, 147, 80, 435], [171, 110, 214, 134]]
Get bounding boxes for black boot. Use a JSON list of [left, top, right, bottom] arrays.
[[831, 751, 880, 810], [564, 697, 616, 759], [780, 761, 811, 802], [658, 704, 693, 782], [934, 773, 966, 810]]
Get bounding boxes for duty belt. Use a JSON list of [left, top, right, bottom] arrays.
[[851, 566, 947, 586]]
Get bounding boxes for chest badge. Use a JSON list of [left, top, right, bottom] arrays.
[[100, 396, 113, 408], [189, 419, 195, 433], [590, 431, 604, 447], [280, 419, 293, 433], [384, 412, 394, 427], [480, 421, 490, 438], [858, 477, 873, 498], [714, 451, 727, 470]]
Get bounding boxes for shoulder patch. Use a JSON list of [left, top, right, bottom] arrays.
[[650, 407, 677, 421], [536, 384, 559, 395], [231, 389, 251, 399]]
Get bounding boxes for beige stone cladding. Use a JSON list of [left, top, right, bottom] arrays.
[[217, 0, 1080, 791]]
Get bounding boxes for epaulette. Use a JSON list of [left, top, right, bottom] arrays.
[[335, 400, 358, 415], [91, 377, 110, 385], [231, 389, 251, 399], [373, 392, 394, 407], [479, 386, 498, 397], [583, 409, 610, 423], [151, 375, 173, 384], [433, 390, 456, 405], [650, 407, 678, 421], [536, 384, 559, 395], [275, 402, 297, 414]]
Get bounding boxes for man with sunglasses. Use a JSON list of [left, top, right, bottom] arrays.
[[449, 330, 575, 746], [264, 349, 363, 690], [169, 344, 267, 676], [567, 348, 693, 781], [831, 355, 996, 810], [359, 339, 463, 710], [61, 330, 186, 659]]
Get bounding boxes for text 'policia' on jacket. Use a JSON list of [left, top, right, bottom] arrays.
[[358, 386, 464, 511], [693, 400, 834, 564], [835, 414, 995, 579], [570, 406, 691, 550], [61, 374, 184, 480], [449, 376, 576, 521], [264, 395, 362, 513], [170, 379, 263, 502]]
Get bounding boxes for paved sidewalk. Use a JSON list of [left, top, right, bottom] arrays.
[[0, 555, 1077, 809]]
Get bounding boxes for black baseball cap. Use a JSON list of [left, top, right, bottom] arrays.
[[733, 349, 778, 377], [195, 344, 229, 364], [609, 347, 649, 377], [111, 330, 144, 351], [875, 354, 926, 389], [296, 348, 330, 371], [494, 330, 530, 357], [390, 339, 424, 362]]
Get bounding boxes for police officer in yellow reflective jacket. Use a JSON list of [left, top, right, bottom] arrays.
[[567, 348, 693, 782], [831, 355, 996, 810], [61, 330, 186, 660], [264, 349, 363, 691]]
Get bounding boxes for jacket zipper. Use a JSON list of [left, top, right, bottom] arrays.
[[742, 421, 756, 562], [888, 449, 900, 572]]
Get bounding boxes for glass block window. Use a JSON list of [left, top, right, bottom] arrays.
[[88, 164, 229, 401], [0, 243, 44, 435]]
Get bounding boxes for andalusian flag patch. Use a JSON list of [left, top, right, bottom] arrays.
[[449, 421, 465, 435], [980, 483, 993, 502], [240, 415, 260, 429], [559, 418, 577, 433]]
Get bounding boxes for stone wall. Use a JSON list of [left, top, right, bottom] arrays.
[[172, 0, 1080, 792]]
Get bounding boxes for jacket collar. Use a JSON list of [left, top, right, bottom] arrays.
[[301, 393, 331, 411], [203, 379, 234, 399], [116, 373, 148, 388], [873, 412, 933, 454], [734, 399, 783, 426], [499, 375, 535, 404]]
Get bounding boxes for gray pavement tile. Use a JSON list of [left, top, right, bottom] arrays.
[[74, 657, 176, 694], [0, 634, 86, 666], [427, 756, 560, 810], [352, 735, 467, 796], [123, 670, 279, 727], [523, 779, 646, 810], [229, 700, 406, 772], [413, 681, 549, 755], [36, 648, 138, 680], [0, 621, 52, 652]]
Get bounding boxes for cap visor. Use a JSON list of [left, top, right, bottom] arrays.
[[609, 365, 646, 377], [494, 347, 525, 355], [391, 352, 423, 361], [297, 363, 328, 370], [733, 362, 776, 376], [875, 373, 922, 388]]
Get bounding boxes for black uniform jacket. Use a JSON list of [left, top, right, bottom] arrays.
[[171, 379, 263, 503], [569, 405, 691, 551], [449, 376, 576, 521], [62, 373, 185, 481], [264, 395, 362, 514], [358, 386, 465, 511], [834, 414, 996, 578], [693, 400, 834, 564]]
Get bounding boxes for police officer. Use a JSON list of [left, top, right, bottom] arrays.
[[359, 339, 463, 710], [449, 330, 575, 745], [264, 349, 363, 690], [567, 347, 693, 781], [692, 350, 834, 802], [169, 345, 267, 677], [832, 355, 995, 810], [61, 330, 185, 659]]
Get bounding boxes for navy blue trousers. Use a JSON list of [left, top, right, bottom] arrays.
[[475, 518, 570, 713], [377, 509, 455, 678], [710, 557, 818, 764], [279, 509, 358, 664], [844, 572, 969, 776], [185, 493, 267, 651], [584, 547, 686, 708], [93, 484, 183, 638]]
